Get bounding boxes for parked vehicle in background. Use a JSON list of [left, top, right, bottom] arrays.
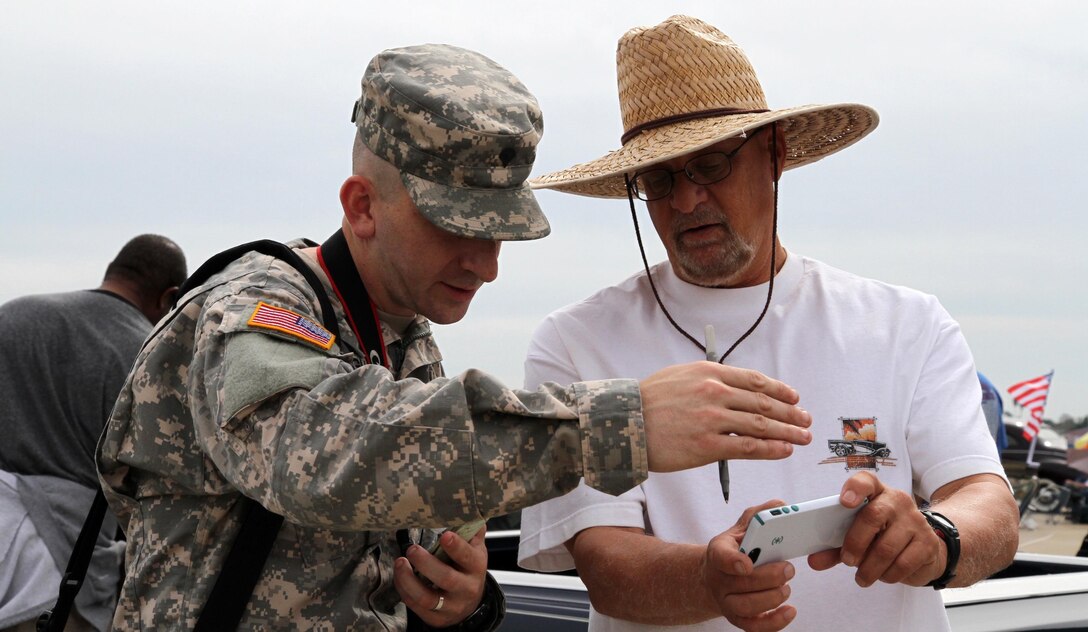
[[484, 517, 1088, 631], [1001, 419, 1078, 484]]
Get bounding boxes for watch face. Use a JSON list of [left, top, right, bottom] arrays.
[[924, 511, 958, 534]]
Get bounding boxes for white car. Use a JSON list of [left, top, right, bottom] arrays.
[[484, 527, 1088, 632]]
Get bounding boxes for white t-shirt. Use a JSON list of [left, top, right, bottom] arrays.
[[518, 254, 1005, 632]]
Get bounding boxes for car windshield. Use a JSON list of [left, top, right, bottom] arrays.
[[1037, 427, 1066, 449]]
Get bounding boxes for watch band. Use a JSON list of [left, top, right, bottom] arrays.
[[450, 572, 505, 632], [921, 510, 960, 590], [407, 572, 506, 632]]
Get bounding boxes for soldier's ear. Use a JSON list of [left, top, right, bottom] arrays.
[[340, 175, 377, 239]]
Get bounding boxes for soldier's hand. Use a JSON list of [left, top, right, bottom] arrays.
[[394, 525, 488, 627], [639, 362, 811, 472], [703, 500, 796, 631]]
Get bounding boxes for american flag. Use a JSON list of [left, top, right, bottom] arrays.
[[1006, 371, 1054, 441], [247, 302, 335, 350]]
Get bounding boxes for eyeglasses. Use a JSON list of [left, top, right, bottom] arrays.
[[629, 132, 758, 202]]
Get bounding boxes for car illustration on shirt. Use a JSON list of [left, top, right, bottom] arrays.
[[827, 439, 892, 458]]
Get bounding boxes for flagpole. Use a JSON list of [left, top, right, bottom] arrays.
[[1025, 432, 1040, 468]]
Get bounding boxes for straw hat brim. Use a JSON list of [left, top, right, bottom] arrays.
[[531, 103, 879, 198]]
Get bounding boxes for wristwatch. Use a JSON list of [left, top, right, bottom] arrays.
[[448, 572, 505, 632], [921, 510, 960, 590], [407, 572, 506, 632]]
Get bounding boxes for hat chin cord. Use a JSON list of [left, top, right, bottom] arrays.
[[622, 127, 780, 365]]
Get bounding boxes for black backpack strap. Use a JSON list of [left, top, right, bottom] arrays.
[[41, 240, 346, 632], [190, 241, 342, 632], [178, 239, 340, 337], [36, 491, 109, 632], [194, 498, 283, 631]]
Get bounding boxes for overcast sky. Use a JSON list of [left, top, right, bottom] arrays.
[[3, 1, 1086, 420]]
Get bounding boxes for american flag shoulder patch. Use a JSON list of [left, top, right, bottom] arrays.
[[246, 301, 335, 350]]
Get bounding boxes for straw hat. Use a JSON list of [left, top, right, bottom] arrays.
[[532, 15, 879, 198]]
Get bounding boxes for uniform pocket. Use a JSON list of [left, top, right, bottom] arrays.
[[292, 522, 372, 567]]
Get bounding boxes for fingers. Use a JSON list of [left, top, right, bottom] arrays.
[[394, 556, 457, 626], [393, 527, 489, 628], [710, 362, 801, 407], [722, 580, 793, 620], [834, 475, 944, 587], [727, 499, 786, 540], [706, 387, 813, 446], [901, 537, 946, 587], [707, 528, 756, 576], [839, 471, 882, 508], [839, 480, 901, 568], [441, 524, 487, 572], [704, 529, 796, 631], [868, 536, 938, 586], [706, 366, 813, 438], [850, 523, 915, 587], [711, 433, 807, 462], [641, 363, 813, 472], [713, 563, 796, 630], [393, 556, 434, 607], [727, 605, 797, 632], [413, 527, 488, 589], [806, 548, 841, 571], [847, 526, 941, 587]]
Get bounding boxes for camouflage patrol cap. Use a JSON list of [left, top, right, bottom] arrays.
[[352, 44, 550, 241]]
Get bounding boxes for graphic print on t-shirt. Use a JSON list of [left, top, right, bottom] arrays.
[[819, 417, 897, 471]]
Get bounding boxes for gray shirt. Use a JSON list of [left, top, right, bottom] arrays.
[[0, 289, 149, 488], [0, 289, 149, 630]]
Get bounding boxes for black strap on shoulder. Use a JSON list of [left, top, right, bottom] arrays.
[[190, 241, 344, 632], [316, 230, 389, 368], [42, 239, 357, 632], [36, 492, 109, 632], [179, 239, 341, 336], [194, 497, 282, 631]]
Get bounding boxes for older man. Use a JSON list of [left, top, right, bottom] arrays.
[[95, 44, 812, 631], [518, 16, 1018, 632]]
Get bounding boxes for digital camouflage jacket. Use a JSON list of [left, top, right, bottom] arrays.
[[96, 242, 647, 630]]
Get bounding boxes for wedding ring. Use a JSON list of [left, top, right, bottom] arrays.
[[431, 595, 445, 612]]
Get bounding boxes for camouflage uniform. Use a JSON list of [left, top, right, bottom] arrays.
[[96, 237, 647, 631], [97, 42, 642, 631]]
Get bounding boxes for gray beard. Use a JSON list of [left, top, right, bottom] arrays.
[[670, 212, 755, 287]]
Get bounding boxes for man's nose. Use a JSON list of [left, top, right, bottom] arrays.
[[668, 171, 708, 214], [461, 239, 501, 283]]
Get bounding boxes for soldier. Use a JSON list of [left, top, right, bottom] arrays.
[[96, 44, 813, 630]]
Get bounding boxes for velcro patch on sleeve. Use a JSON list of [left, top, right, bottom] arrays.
[[246, 301, 335, 350]]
